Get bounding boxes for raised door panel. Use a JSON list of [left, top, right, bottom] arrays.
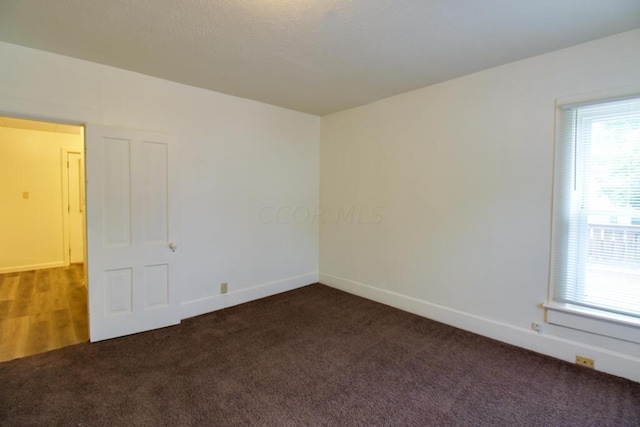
[[102, 138, 132, 248], [105, 268, 133, 316], [141, 141, 168, 244], [144, 264, 169, 309]]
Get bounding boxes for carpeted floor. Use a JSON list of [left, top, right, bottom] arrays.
[[1, 284, 639, 426]]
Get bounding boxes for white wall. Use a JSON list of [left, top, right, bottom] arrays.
[[320, 29, 640, 381], [0, 41, 319, 316], [0, 127, 83, 272]]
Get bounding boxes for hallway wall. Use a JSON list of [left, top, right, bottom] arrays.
[[0, 126, 83, 272]]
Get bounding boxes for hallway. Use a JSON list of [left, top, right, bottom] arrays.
[[0, 264, 88, 362]]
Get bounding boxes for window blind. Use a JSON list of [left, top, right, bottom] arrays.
[[551, 96, 640, 318]]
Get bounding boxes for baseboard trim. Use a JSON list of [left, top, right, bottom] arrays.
[[319, 272, 640, 383], [0, 261, 67, 274], [180, 272, 318, 320]]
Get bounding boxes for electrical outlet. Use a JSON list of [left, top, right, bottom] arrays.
[[220, 282, 228, 294], [531, 322, 543, 332], [575, 355, 594, 369]]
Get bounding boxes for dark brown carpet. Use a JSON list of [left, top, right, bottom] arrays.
[[1, 284, 639, 426]]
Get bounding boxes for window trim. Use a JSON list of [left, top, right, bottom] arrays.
[[543, 302, 640, 344]]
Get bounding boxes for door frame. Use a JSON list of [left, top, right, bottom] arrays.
[[61, 148, 86, 266]]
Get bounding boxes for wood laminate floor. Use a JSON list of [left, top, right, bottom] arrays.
[[0, 264, 88, 362]]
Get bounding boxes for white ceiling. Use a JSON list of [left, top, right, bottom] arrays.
[[0, 1, 639, 116]]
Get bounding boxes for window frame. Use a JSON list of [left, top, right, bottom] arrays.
[[547, 92, 640, 342]]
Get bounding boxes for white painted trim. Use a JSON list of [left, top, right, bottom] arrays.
[[544, 303, 640, 344], [60, 148, 71, 267], [320, 272, 640, 383], [0, 261, 66, 274], [555, 84, 640, 109], [62, 148, 86, 265], [180, 272, 318, 320]]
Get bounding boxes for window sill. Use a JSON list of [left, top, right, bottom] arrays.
[[543, 303, 640, 344]]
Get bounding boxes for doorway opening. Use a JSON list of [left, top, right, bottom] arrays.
[[0, 115, 88, 362]]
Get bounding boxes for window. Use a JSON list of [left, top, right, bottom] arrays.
[[551, 96, 640, 321]]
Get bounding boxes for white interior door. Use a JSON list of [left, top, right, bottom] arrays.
[[67, 151, 85, 264], [85, 124, 179, 342]]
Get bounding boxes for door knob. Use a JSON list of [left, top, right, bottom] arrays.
[[168, 242, 177, 252]]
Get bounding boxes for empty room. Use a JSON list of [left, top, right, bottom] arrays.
[[1, 1, 639, 425]]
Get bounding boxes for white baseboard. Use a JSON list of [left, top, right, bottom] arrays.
[[319, 272, 640, 383], [180, 272, 318, 320], [0, 261, 67, 274]]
